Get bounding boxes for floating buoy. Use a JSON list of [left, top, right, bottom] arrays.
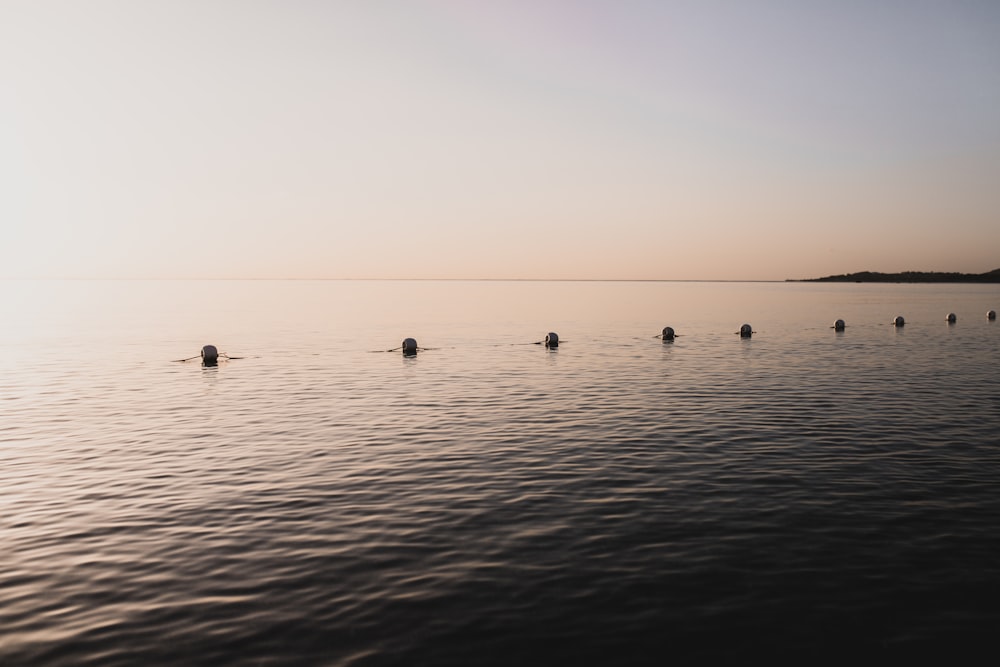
[[893, 316, 905, 327], [201, 344, 219, 365], [833, 319, 846, 331], [402, 338, 418, 356], [989, 310, 997, 321], [172, 346, 244, 364], [545, 332, 559, 348], [946, 313, 957, 323], [739, 324, 753, 338], [661, 326, 675, 341]]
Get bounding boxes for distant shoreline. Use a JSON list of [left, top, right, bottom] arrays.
[[789, 269, 1000, 283]]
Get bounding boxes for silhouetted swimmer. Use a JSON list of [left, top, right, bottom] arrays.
[[893, 316, 905, 327], [739, 324, 753, 338], [544, 332, 559, 348], [833, 319, 846, 331], [946, 313, 957, 324], [988, 310, 996, 321], [661, 326, 675, 341]]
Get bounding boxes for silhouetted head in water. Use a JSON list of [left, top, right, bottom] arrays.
[[740, 324, 752, 338], [834, 319, 846, 331], [893, 316, 905, 327], [544, 332, 559, 348], [661, 326, 675, 341]]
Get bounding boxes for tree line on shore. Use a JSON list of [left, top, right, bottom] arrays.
[[791, 268, 1000, 283]]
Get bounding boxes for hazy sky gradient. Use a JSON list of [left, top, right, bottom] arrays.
[[3, 0, 998, 279]]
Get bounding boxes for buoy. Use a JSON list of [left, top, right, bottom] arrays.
[[545, 332, 559, 348], [833, 319, 846, 331], [201, 344, 219, 366], [989, 310, 997, 321], [946, 313, 957, 323], [739, 324, 752, 338], [661, 326, 675, 341], [402, 338, 418, 356]]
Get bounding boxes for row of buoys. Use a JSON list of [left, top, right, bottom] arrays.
[[396, 332, 560, 357], [890, 310, 998, 327], [185, 309, 997, 361]]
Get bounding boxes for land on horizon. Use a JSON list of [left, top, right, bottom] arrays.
[[791, 269, 1000, 283]]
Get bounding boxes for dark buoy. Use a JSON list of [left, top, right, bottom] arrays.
[[833, 319, 846, 332], [402, 338, 418, 356], [545, 332, 559, 348], [893, 316, 905, 327], [989, 310, 996, 321], [661, 326, 675, 341], [739, 324, 753, 339], [946, 313, 957, 323], [201, 344, 219, 366]]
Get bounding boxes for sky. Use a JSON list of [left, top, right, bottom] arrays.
[[2, 0, 998, 280]]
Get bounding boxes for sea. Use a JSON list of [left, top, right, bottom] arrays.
[[2, 279, 999, 665]]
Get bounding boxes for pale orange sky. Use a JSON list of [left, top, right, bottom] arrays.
[[2, 1, 998, 280]]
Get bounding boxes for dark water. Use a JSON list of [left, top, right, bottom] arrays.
[[2, 280, 999, 664]]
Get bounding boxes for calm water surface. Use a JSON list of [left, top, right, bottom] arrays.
[[2, 280, 999, 664]]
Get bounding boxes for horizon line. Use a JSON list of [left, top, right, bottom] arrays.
[[2, 277, 793, 283]]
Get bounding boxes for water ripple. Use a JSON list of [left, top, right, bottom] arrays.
[[2, 281, 999, 664]]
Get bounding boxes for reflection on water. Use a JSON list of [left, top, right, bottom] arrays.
[[1, 280, 999, 664]]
